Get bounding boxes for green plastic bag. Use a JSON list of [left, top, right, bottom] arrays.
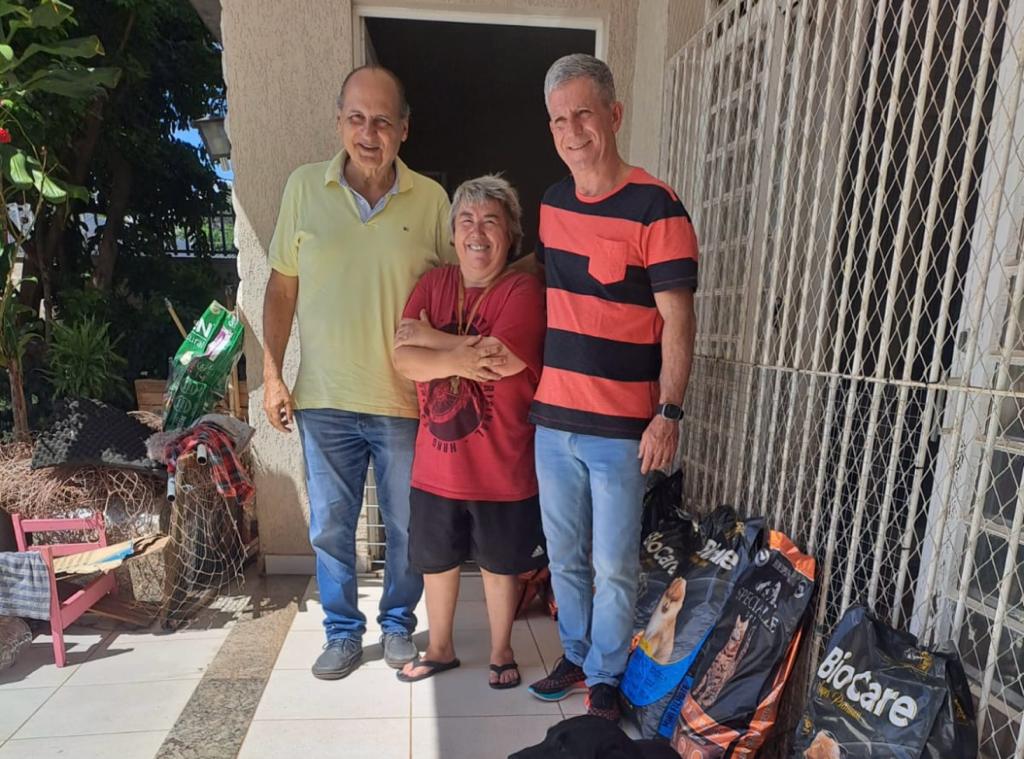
[[163, 301, 244, 430]]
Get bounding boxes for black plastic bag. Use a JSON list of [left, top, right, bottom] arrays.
[[641, 469, 685, 539], [791, 605, 978, 759]]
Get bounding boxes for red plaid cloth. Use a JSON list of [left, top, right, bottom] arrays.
[[164, 423, 254, 506]]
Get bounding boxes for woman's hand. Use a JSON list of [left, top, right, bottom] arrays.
[[394, 309, 438, 349], [452, 335, 507, 382]]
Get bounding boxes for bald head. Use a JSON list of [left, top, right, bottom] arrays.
[[337, 66, 410, 120]]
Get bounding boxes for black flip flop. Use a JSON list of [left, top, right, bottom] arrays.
[[489, 661, 520, 690], [396, 657, 461, 683]]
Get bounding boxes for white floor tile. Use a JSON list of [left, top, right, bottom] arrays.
[[411, 715, 560, 759], [0, 631, 107, 690], [290, 604, 327, 632], [239, 718, 408, 759], [0, 687, 52, 742], [410, 664, 561, 718], [62, 637, 223, 686], [254, 667, 411, 721], [527, 616, 564, 670], [15, 680, 198, 738], [455, 575, 485, 601], [0, 730, 167, 759], [559, 691, 589, 716], [449, 601, 493, 631], [441, 626, 542, 669]]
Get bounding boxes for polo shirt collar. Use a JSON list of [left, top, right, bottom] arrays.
[[326, 150, 414, 194]]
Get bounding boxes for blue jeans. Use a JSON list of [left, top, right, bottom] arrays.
[[295, 409, 422, 641], [535, 425, 646, 687]]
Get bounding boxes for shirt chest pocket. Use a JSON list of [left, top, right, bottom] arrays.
[[588, 237, 635, 286]]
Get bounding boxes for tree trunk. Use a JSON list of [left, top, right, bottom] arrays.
[[92, 152, 133, 291], [7, 358, 29, 443]]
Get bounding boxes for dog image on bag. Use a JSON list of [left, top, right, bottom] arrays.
[[803, 730, 845, 759], [642, 577, 687, 664], [691, 614, 751, 707]]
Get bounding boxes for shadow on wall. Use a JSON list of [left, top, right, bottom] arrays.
[[236, 302, 311, 558]]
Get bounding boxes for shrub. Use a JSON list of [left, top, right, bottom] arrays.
[[46, 317, 130, 403]]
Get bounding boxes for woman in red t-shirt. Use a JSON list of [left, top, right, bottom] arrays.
[[392, 175, 546, 689]]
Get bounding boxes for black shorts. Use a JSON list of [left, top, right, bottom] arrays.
[[409, 487, 549, 575]]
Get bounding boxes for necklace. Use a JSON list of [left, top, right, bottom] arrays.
[[449, 271, 509, 393]]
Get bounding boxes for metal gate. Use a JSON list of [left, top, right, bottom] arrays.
[[667, 0, 1024, 754]]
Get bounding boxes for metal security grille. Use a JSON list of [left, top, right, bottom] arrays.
[[667, 0, 1024, 754]]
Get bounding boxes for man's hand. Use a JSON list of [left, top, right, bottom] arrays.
[[394, 309, 435, 349], [263, 375, 295, 433], [452, 335, 506, 382], [639, 415, 679, 475]]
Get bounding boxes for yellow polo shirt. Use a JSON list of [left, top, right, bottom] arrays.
[[269, 151, 453, 418]]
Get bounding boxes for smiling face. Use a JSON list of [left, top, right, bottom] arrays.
[[336, 68, 408, 175], [454, 198, 511, 287], [547, 76, 624, 175]]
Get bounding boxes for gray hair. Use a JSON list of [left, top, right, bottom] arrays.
[[336, 65, 411, 120], [543, 53, 616, 108], [450, 175, 523, 259]]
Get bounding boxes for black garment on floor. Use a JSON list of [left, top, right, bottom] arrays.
[[509, 716, 679, 759]]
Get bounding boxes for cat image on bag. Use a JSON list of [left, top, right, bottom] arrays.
[[642, 577, 686, 663], [691, 615, 751, 707], [804, 730, 845, 759]]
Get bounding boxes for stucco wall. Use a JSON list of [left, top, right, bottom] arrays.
[[222, 0, 668, 561], [666, 0, 705, 60]]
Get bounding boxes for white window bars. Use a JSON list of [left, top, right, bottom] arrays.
[[669, 0, 1024, 754]]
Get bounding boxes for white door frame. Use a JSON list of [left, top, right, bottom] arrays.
[[352, 4, 606, 67]]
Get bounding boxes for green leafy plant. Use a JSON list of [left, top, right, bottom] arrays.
[[0, 0, 119, 439], [45, 316, 128, 401]]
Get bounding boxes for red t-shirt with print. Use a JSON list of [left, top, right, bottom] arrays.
[[402, 264, 545, 502]]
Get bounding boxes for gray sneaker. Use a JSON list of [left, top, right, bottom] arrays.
[[312, 638, 363, 680], [381, 631, 417, 668]]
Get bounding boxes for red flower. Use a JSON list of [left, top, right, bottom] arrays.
[[0, 128, 10, 144]]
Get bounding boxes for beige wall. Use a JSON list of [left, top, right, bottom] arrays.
[[666, 0, 705, 60], [222, 0, 678, 561]]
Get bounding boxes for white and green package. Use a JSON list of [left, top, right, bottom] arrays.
[[163, 301, 244, 430]]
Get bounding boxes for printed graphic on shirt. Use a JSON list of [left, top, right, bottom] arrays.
[[420, 322, 494, 453]]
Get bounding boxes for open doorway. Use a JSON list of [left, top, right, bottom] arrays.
[[359, 13, 597, 256]]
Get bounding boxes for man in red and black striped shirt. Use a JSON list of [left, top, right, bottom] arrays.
[[526, 54, 698, 722]]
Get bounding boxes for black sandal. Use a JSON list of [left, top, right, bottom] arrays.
[[396, 657, 461, 683], [489, 661, 520, 690]]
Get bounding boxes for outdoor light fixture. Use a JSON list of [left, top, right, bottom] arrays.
[[193, 115, 231, 171]]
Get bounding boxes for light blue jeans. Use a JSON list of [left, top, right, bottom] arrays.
[[295, 409, 422, 642], [535, 425, 646, 687]]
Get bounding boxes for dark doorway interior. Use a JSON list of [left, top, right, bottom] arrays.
[[364, 17, 595, 257]]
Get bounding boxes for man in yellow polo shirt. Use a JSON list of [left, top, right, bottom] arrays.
[[262, 66, 456, 680]]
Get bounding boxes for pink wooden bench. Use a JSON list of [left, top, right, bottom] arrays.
[[11, 512, 117, 667]]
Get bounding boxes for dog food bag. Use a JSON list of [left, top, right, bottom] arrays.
[[163, 301, 244, 430], [634, 489, 697, 631], [623, 505, 764, 739], [672, 530, 816, 758], [790, 605, 977, 759]]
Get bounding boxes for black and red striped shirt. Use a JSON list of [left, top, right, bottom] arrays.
[[529, 168, 699, 439]]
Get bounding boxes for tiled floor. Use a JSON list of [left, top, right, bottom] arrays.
[[0, 573, 602, 758], [0, 595, 238, 758], [237, 574, 589, 759]]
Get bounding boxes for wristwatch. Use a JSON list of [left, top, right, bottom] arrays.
[[656, 403, 684, 421]]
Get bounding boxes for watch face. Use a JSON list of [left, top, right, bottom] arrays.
[[660, 404, 683, 420]]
